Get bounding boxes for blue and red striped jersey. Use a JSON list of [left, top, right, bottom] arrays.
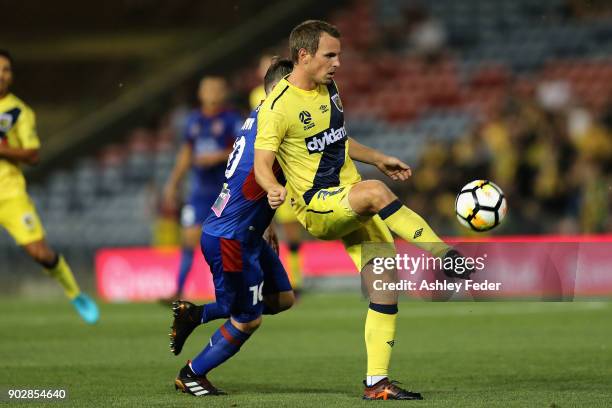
[[203, 105, 284, 241]]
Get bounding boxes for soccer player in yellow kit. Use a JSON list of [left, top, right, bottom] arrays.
[[254, 21, 471, 400], [0, 50, 98, 324]]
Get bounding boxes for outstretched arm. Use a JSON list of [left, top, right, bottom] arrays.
[[163, 144, 192, 210], [0, 145, 39, 165], [347, 137, 386, 165], [348, 137, 411, 181], [254, 148, 286, 209]]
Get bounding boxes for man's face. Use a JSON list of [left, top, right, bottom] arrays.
[[198, 77, 227, 108], [303, 33, 341, 85], [0, 56, 13, 96]]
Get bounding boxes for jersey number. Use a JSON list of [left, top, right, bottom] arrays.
[[225, 136, 246, 179], [249, 283, 263, 306]]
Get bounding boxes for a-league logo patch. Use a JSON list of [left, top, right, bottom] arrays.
[[299, 111, 312, 124], [413, 228, 423, 239], [299, 111, 315, 130], [331, 94, 343, 112]]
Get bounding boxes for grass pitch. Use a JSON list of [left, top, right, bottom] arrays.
[[1, 294, 611, 407]]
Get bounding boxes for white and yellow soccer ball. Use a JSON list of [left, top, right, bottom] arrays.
[[455, 180, 507, 232]]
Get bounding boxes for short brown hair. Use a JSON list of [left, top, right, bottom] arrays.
[[289, 20, 340, 63], [264, 57, 293, 93]]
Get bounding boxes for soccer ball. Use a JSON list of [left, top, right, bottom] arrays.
[[455, 180, 507, 232]]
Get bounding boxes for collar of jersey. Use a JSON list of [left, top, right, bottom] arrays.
[[283, 78, 322, 98], [0, 93, 15, 103]]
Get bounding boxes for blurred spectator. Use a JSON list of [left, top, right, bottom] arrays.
[[381, 2, 447, 62]]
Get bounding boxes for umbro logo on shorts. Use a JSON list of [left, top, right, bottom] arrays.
[[387, 340, 395, 347], [184, 381, 211, 396], [413, 228, 423, 239]]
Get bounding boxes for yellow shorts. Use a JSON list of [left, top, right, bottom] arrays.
[[302, 185, 395, 270], [274, 198, 298, 224], [0, 194, 45, 245]]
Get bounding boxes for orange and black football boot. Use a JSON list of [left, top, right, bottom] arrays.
[[363, 378, 423, 400], [169, 300, 202, 355]]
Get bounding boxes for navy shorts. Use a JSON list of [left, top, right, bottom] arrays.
[[201, 233, 292, 323], [181, 193, 217, 227]]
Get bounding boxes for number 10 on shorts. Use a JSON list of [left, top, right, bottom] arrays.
[[249, 283, 263, 306]]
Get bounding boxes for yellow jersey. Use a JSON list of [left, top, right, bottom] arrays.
[[0, 93, 40, 201], [255, 78, 361, 217]]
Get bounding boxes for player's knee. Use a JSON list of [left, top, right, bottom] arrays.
[[234, 316, 262, 333], [262, 291, 294, 314], [357, 180, 395, 213], [277, 291, 295, 312], [23, 242, 56, 267]]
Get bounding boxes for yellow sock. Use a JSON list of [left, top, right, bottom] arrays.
[[378, 200, 449, 257], [44, 255, 81, 299], [288, 248, 303, 290], [365, 305, 397, 377]]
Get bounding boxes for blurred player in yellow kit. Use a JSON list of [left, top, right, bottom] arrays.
[[0, 50, 99, 324], [250, 53, 304, 294]]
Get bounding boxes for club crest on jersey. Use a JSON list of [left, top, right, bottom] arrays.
[[305, 126, 347, 154], [211, 119, 225, 137], [331, 94, 343, 112], [0, 113, 14, 133]]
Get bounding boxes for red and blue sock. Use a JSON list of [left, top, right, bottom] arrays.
[[190, 320, 251, 375]]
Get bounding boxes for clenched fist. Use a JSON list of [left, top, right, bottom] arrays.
[[267, 185, 287, 209]]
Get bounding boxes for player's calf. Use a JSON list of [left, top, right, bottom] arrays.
[[178, 318, 255, 395]]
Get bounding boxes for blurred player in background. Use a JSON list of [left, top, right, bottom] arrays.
[[171, 58, 295, 396], [163, 76, 242, 301], [250, 53, 305, 295], [248, 53, 273, 110], [0, 50, 99, 324], [255, 21, 472, 400]]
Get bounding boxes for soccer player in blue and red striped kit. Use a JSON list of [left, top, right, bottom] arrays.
[[170, 58, 296, 396], [163, 76, 243, 300]]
